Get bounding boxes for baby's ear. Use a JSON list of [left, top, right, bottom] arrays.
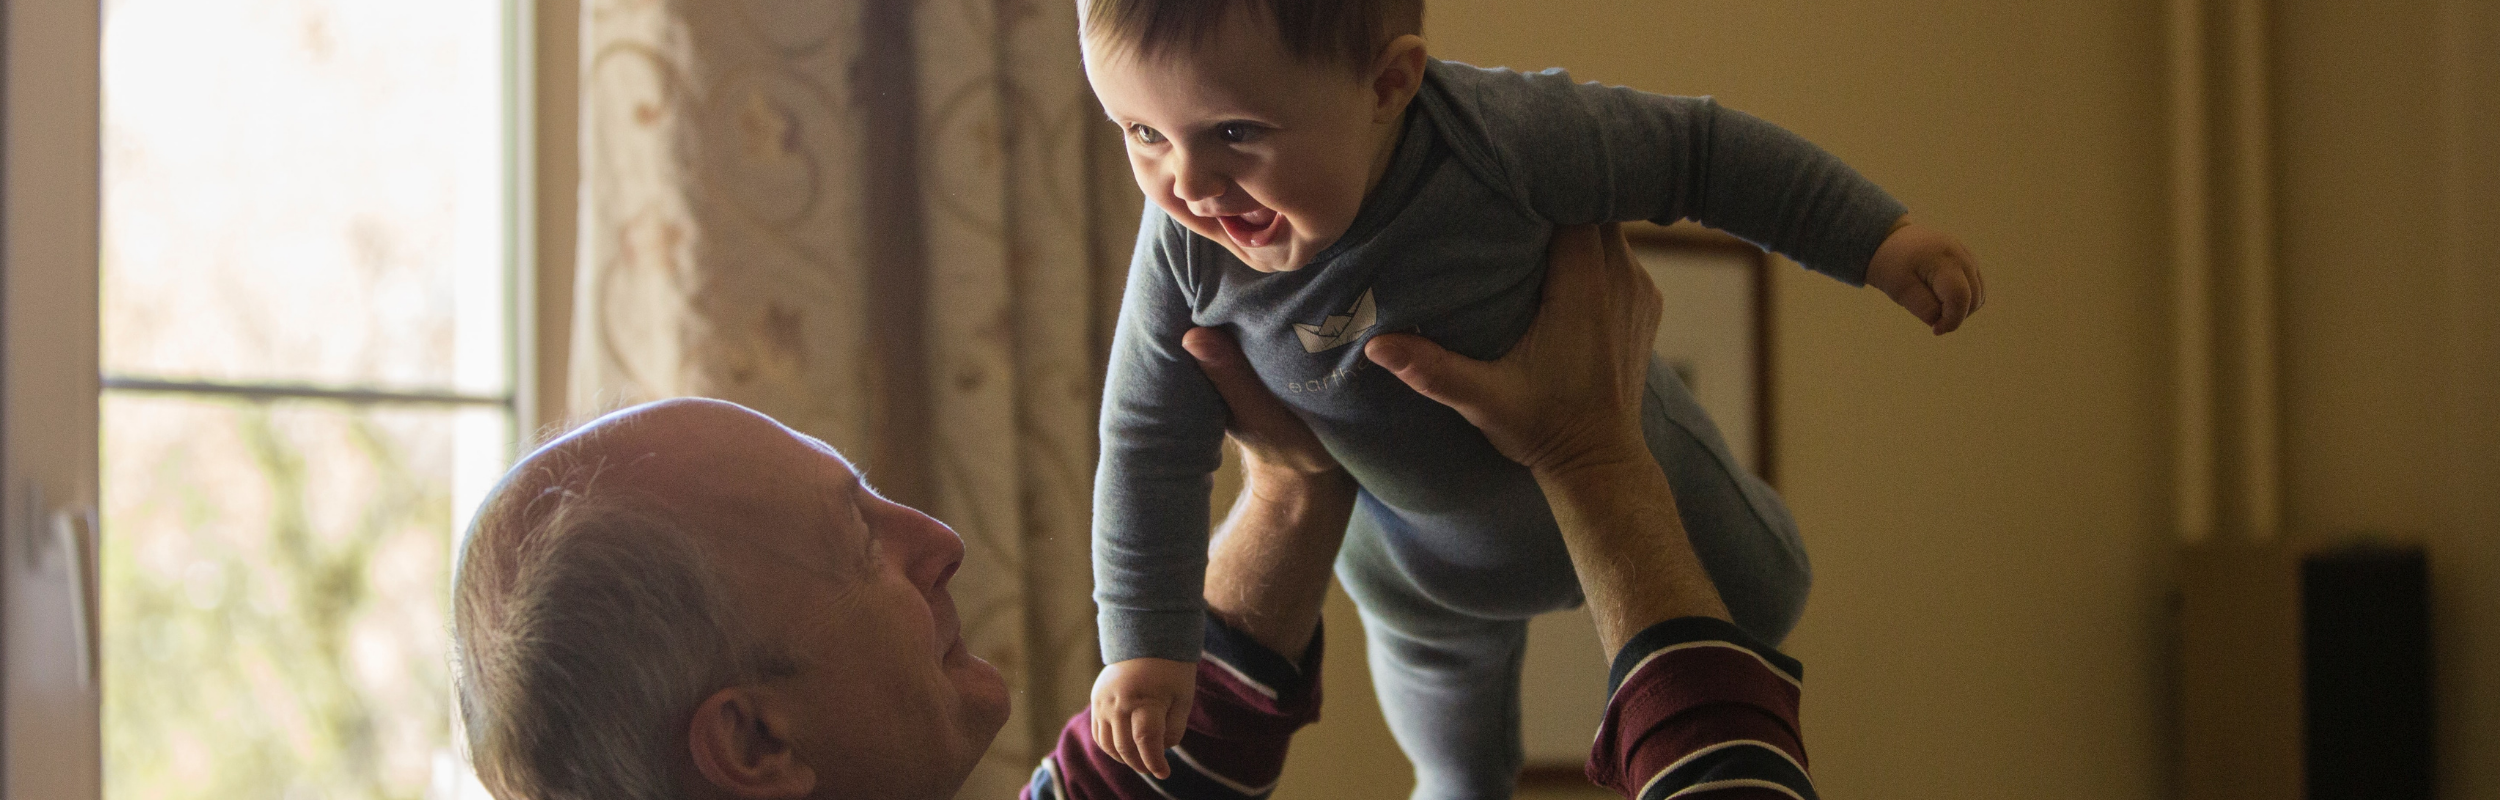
[[1368, 34, 1430, 123]]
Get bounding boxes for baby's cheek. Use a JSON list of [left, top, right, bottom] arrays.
[[1292, 174, 1369, 236], [1285, 201, 1358, 253]]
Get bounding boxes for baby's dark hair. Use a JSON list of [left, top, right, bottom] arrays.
[[1080, 0, 1423, 73]]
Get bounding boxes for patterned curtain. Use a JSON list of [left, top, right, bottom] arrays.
[[572, 0, 1120, 795]]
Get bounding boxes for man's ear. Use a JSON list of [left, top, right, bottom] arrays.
[[1368, 34, 1430, 124], [688, 686, 816, 798]]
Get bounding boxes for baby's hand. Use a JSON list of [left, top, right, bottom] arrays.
[[1865, 221, 1986, 335], [1090, 657, 1198, 779]]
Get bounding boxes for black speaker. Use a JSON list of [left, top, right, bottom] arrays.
[[2302, 544, 2433, 800], [2181, 538, 2436, 800]]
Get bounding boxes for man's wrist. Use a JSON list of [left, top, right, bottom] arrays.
[[1524, 435, 1655, 488], [1531, 450, 1674, 538]]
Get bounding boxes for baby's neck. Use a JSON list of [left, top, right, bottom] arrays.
[[1359, 106, 1412, 202]]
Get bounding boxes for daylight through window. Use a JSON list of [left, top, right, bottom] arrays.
[[99, 2, 519, 798]]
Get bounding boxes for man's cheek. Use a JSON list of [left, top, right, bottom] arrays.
[[928, 587, 957, 633]]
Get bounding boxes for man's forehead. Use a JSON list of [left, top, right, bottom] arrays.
[[789, 432, 874, 513], [550, 401, 879, 571], [529, 399, 853, 505]]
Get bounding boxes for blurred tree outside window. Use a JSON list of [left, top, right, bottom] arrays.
[[99, 1, 519, 799]]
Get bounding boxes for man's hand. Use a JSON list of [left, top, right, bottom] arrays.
[[1360, 223, 1662, 478], [1357, 223, 1732, 653], [1183, 327, 1342, 484], [1864, 220, 1986, 335], [1091, 657, 1197, 779]]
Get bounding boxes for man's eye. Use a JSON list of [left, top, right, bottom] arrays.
[[1128, 124, 1164, 145], [1216, 122, 1261, 143]]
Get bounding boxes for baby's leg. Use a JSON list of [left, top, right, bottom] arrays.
[[1641, 353, 1811, 644], [1337, 499, 1533, 800]]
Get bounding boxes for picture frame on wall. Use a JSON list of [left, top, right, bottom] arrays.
[[1514, 221, 1778, 787]]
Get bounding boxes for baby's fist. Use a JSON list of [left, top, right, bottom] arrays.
[[1865, 221, 1986, 335], [1090, 657, 1198, 779]]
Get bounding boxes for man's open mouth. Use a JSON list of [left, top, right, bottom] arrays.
[[1217, 208, 1285, 250]]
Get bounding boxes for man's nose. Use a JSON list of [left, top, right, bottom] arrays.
[[896, 505, 967, 590]]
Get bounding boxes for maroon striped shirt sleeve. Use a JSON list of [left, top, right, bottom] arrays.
[[1023, 614, 1815, 800], [1585, 617, 1816, 800], [1023, 614, 1321, 800]]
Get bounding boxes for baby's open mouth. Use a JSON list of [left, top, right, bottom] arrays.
[[1217, 208, 1285, 250]]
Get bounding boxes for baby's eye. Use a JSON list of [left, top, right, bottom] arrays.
[[1216, 122, 1262, 144], [1128, 124, 1165, 145]]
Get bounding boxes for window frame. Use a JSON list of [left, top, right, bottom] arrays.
[[3, 0, 107, 796], [31, 0, 539, 796]]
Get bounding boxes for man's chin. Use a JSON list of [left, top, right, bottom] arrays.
[[949, 649, 1012, 731]]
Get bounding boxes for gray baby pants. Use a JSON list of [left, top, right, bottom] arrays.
[[1331, 357, 1809, 800]]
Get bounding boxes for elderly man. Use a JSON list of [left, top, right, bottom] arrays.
[[452, 225, 1814, 800]]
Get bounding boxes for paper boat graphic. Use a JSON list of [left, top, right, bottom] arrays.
[[1294, 289, 1378, 353]]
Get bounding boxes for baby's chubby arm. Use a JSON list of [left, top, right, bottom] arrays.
[[1093, 325, 1358, 780], [1088, 209, 1227, 778], [1433, 64, 1902, 281], [1435, 63, 1987, 333], [1095, 210, 1230, 667]]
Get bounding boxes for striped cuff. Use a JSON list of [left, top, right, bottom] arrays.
[[1589, 617, 1814, 800], [1609, 617, 1802, 695], [1024, 612, 1323, 800], [1199, 613, 1319, 704], [1137, 614, 1325, 799]]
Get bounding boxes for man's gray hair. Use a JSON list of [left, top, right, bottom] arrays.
[[452, 456, 790, 800]]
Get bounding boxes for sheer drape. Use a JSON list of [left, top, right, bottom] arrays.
[[572, 1, 1121, 795]]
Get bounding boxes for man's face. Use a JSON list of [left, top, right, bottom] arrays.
[[646, 403, 1010, 797], [1083, 6, 1390, 273]]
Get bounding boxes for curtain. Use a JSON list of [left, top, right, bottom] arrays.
[[573, 1, 1125, 795]]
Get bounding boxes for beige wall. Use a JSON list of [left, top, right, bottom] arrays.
[[2275, 1, 2499, 797]]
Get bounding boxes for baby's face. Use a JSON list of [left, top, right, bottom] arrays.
[[1084, 13, 1400, 273]]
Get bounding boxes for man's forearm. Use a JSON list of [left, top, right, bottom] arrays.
[[1537, 446, 1817, 800], [1204, 462, 1357, 658], [1531, 443, 1731, 658]]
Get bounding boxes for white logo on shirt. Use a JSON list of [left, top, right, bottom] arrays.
[[1293, 290, 1377, 353]]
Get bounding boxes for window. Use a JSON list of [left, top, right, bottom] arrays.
[[98, 1, 523, 798]]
